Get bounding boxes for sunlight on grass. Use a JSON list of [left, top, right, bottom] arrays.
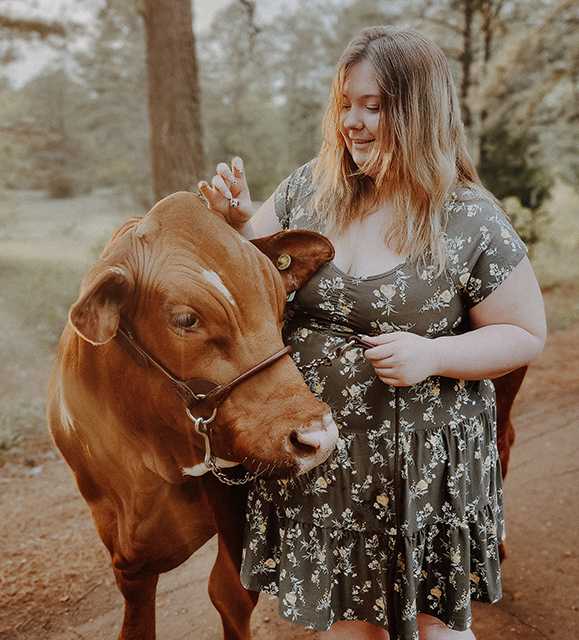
[[0, 189, 138, 454]]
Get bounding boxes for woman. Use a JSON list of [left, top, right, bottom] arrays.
[[199, 26, 546, 640]]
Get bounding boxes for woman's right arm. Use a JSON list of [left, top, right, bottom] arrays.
[[198, 156, 283, 240]]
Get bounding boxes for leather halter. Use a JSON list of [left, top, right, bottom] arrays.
[[114, 324, 292, 418]]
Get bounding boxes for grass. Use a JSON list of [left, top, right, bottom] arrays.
[[0, 189, 136, 455], [0, 403, 47, 452]]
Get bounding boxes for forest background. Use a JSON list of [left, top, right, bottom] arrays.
[[0, 0, 578, 449], [1, 0, 579, 280], [0, 5, 578, 637]]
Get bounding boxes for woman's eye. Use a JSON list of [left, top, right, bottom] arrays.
[[172, 314, 199, 331]]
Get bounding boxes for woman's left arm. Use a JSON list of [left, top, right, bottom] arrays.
[[364, 256, 547, 386]]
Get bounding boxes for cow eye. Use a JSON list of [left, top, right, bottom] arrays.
[[172, 313, 199, 332]]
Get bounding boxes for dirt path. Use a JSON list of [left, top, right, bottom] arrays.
[[1, 323, 578, 640]]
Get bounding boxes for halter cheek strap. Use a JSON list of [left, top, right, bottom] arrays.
[[114, 324, 292, 416]]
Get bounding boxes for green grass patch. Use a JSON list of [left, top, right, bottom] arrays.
[[0, 402, 49, 451], [0, 257, 85, 347]]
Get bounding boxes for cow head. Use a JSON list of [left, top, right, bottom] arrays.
[[66, 192, 337, 483]]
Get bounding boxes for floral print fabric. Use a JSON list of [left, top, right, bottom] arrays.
[[240, 162, 527, 639]]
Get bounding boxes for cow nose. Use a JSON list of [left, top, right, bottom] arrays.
[[290, 429, 321, 455], [289, 411, 338, 461]]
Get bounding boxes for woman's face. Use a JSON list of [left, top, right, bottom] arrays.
[[340, 59, 382, 171]]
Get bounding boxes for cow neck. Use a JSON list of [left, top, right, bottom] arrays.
[[114, 323, 291, 417]]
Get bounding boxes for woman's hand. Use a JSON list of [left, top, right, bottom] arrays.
[[362, 332, 437, 387], [198, 157, 253, 230]]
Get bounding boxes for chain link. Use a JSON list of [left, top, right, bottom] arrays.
[[299, 336, 372, 374]]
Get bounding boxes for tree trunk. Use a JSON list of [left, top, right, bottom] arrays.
[[141, 0, 205, 202], [459, 0, 480, 163]]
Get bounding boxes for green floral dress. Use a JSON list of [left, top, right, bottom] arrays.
[[240, 162, 527, 639]]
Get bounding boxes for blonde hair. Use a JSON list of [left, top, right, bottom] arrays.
[[312, 26, 492, 273]]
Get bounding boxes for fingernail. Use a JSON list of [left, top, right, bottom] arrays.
[[229, 177, 238, 186], [233, 159, 244, 173], [198, 180, 207, 188]]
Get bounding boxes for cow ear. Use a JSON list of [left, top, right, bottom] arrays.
[[252, 230, 335, 293], [69, 266, 133, 345]]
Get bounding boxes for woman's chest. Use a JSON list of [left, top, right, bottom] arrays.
[[324, 206, 404, 277], [287, 262, 468, 338]]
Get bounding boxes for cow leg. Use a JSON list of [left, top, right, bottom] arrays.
[[493, 365, 528, 563], [205, 478, 259, 640], [113, 568, 159, 640], [209, 533, 259, 640]]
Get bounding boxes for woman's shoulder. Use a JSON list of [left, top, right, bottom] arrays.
[[445, 185, 504, 219], [443, 185, 527, 301], [284, 159, 316, 194], [444, 185, 522, 246]]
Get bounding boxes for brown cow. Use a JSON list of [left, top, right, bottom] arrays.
[[47, 192, 339, 640]]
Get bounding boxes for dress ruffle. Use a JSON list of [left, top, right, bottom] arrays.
[[241, 413, 504, 639]]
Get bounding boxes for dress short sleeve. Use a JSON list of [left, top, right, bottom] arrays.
[[446, 187, 528, 308], [273, 161, 319, 231]]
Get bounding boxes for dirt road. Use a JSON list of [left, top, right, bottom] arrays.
[[1, 324, 578, 640]]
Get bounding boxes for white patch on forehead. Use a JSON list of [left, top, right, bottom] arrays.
[[201, 269, 236, 305]]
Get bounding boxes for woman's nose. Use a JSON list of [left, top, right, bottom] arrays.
[[343, 108, 363, 130]]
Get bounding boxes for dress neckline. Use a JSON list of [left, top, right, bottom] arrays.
[[328, 259, 406, 281]]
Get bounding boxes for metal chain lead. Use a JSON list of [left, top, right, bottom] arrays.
[[186, 408, 263, 485], [300, 336, 372, 374]]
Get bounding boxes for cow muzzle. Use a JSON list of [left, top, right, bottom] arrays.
[[288, 410, 339, 477], [115, 324, 332, 484]]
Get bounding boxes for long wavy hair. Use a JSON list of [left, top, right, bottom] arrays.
[[312, 26, 495, 273]]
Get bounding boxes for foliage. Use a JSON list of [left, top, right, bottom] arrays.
[[478, 124, 552, 212], [0, 9, 66, 72], [20, 69, 89, 195], [1, 0, 577, 215], [0, 81, 35, 190], [74, 0, 152, 206], [0, 402, 47, 451]]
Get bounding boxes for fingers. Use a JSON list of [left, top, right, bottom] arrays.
[[219, 156, 245, 183], [216, 158, 246, 197], [199, 158, 247, 203], [198, 179, 223, 208], [198, 158, 253, 229], [212, 172, 234, 200]]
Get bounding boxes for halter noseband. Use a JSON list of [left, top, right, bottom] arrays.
[[115, 324, 291, 416]]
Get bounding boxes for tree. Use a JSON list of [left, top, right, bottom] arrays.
[[74, 0, 151, 204], [478, 124, 552, 211], [140, 0, 205, 201]]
